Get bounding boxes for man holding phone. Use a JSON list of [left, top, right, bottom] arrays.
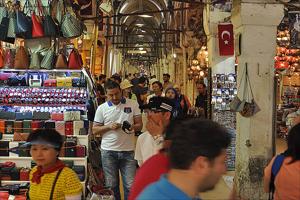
[[93, 80, 143, 200]]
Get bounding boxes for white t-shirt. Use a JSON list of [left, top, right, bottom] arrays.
[[134, 131, 164, 166], [94, 98, 141, 151]]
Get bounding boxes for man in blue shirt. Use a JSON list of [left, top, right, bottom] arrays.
[[137, 119, 231, 200]]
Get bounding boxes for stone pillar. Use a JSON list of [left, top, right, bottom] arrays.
[[231, 1, 283, 199]]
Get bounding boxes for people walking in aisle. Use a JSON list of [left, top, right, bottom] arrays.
[[165, 87, 183, 119], [120, 79, 137, 100], [132, 76, 148, 109], [27, 129, 82, 200], [110, 73, 122, 84], [264, 123, 300, 200], [137, 119, 231, 200], [146, 81, 164, 103], [135, 96, 173, 166], [93, 80, 143, 200], [174, 84, 191, 117], [162, 73, 174, 91], [131, 73, 140, 89], [195, 82, 208, 118], [95, 74, 107, 105]]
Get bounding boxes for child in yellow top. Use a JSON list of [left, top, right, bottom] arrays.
[[26, 129, 82, 200]]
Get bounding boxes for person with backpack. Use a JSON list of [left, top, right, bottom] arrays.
[[264, 123, 300, 200]]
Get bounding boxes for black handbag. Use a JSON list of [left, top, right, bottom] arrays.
[[15, 0, 32, 39], [43, 10, 59, 37], [0, 8, 15, 44], [32, 111, 51, 120], [7, 75, 27, 86], [72, 77, 87, 87]]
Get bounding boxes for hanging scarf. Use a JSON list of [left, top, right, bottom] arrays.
[[31, 159, 65, 184]]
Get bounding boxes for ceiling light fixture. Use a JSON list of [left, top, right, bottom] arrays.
[[138, 14, 153, 18], [138, 35, 144, 38], [136, 23, 144, 27], [139, 47, 144, 50]]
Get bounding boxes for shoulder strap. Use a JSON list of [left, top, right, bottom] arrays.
[[49, 168, 64, 200], [269, 154, 285, 200]]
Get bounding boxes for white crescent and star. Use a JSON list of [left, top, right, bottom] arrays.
[[221, 30, 231, 45]]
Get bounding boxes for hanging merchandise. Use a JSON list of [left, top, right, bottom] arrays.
[[238, 63, 260, 117], [61, 12, 85, 38], [15, 0, 32, 39], [43, 0, 60, 37], [40, 46, 55, 70], [4, 48, 15, 68], [55, 51, 68, 69], [0, 46, 4, 68], [289, 11, 300, 49], [29, 51, 41, 69], [7, 10, 16, 41], [0, 4, 10, 43], [68, 49, 83, 69], [31, 0, 45, 38], [14, 46, 29, 69], [51, 0, 64, 24]]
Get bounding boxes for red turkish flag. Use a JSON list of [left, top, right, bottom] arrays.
[[218, 23, 234, 56]]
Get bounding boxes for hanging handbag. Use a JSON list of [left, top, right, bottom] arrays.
[[239, 63, 260, 118], [14, 46, 29, 69], [41, 46, 55, 69], [43, 0, 59, 37], [31, 0, 44, 38], [29, 51, 41, 69], [7, 11, 16, 39], [68, 49, 83, 69], [0, 47, 4, 68], [61, 11, 84, 38], [4, 48, 15, 68], [55, 51, 68, 69], [0, 6, 13, 43], [15, 0, 32, 38], [51, 0, 64, 24]]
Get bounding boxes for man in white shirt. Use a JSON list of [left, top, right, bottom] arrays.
[[93, 80, 143, 200], [135, 96, 173, 166]]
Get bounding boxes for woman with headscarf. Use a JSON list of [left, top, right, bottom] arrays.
[[165, 87, 183, 120]]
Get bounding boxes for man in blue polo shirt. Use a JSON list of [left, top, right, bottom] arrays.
[[137, 119, 231, 200]]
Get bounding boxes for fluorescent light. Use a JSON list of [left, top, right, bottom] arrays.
[[173, 53, 177, 58], [128, 50, 147, 54], [139, 47, 144, 50], [140, 30, 146, 33], [138, 35, 144, 38], [136, 24, 144, 27], [138, 14, 153, 18]]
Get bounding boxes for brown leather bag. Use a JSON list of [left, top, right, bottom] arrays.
[[14, 46, 29, 69], [55, 52, 68, 69], [0, 47, 4, 68]]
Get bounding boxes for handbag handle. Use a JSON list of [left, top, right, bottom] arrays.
[[242, 63, 254, 101], [49, 168, 63, 200], [35, 0, 44, 16]]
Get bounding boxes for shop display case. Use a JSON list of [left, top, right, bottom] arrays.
[[0, 68, 97, 195]]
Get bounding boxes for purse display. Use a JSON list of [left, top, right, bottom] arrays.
[[32, 111, 51, 120], [68, 49, 83, 69], [65, 121, 73, 135], [13, 121, 23, 133], [31, 0, 44, 38], [61, 12, 84, 38], [28, 73, 43, 87], [15, 0, 32, 38], [55, 52, 68, 69], [29, 52, 41, 69], [64, 111, 81, 121], [41, 46, 55, 70], [44, 79, 57, 87]]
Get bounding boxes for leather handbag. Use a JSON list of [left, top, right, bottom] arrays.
[[55, 51, 68, 69], [32, 111, 51, 120], [31, 120, 44, 131], [55, 121, 65, 135], [44, 14, 59, 37], [64, 136, 77, 156], [16, 112, 33, 120], [61, 12, 84, 38], [57, 77, 72, 87], [15, 1, 32, 39], [7, 11, 16, 39], [14, 46, 29, 69], [0, 47, 4, 68], [28, 73, 43, 87], [65, 121, 73, 136], [45, 120, 55, 129], [0, 7, 14, 44], [68, 49, 83, 69], [64, 111, 81, 121], [5, 120, 14, 134], [19, 168, 30, 181], [0, 141, 9, 156], [73, 120, 84, 135], [72, 77, 87, 87], [23, 120, 32, 133], [51, 112, 64, 121], [7, 75, 27, 86], [76, 145, 86, 157], [31, 0, 44, 38], [13, 132, 29, 141], [4, 48, 15, 68], [13, 121, 23, 133], [51, 0, 64, 24], [41, 46, 55, 69], [0, 111, 15, 120], [0, 120, 4, 134], [29, 51, 41, 69], [44, 79, 57, 87]]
